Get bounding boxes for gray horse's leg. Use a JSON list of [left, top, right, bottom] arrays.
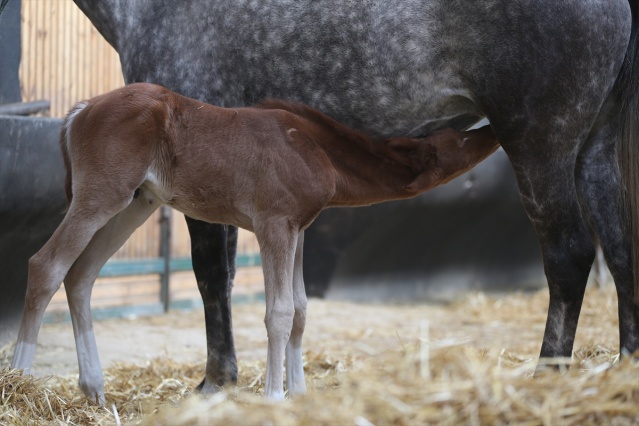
[[506, 143, 596, 365], [465, 0, 629, 365], [576, 118, 639, 356], [485, 108, 600, 364], [184, 218, 238, 392]]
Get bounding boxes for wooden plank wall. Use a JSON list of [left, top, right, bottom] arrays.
[[20, 0, 124, 118], [20, 1, 262, 312]]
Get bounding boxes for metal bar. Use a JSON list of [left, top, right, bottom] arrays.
[[97, 254, 262, 278], [169, 254, 262, 270], [159, 206, 172, 312], [98, 258, 165, 277], [0, 100, 50, 115], [43, 292, 265, 324]]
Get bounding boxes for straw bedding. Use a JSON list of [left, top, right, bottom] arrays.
[[1, 285, 637, 425]]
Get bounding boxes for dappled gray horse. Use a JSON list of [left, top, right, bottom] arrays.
[[60, 0, 639, 394]]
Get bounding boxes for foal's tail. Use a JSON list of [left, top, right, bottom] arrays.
[[618, 1, 639, 303], [59, 101, 88, 207]]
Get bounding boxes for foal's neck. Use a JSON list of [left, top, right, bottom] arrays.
[[321, 133, 417, 207], [258, 100, 418, 207]]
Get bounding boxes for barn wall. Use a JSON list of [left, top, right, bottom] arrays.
[[20, 0, 124, 118]]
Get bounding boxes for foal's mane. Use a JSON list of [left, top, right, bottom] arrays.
[[257, 99, 380, 148]]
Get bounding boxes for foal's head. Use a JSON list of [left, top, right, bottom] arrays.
[[385, 126, 498, 193]]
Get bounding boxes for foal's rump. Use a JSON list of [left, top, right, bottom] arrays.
[[60, 85, 175, 206]]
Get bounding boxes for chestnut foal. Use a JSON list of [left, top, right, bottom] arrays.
[[11, 83, 498, 402]]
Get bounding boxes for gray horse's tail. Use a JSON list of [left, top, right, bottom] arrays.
[[619, 1, 639, 303]]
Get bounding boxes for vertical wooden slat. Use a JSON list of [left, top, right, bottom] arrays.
[[52, 0, 59, 115], [36, 0, 40, 101], [19, 0, 27, 100], [48, 0, 54, 113], [79, 9, 86, 103], [64, 1, 71, 114], [48, 1, 53, 114]]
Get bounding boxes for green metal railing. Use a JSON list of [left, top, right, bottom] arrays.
[[43, 240, 261, 324], [98, 207, 261, 313], [98, 254, 261, 278], [44, 206, 263, 322]]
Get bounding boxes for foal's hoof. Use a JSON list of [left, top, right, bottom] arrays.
[[79, 380, 106, 406], [287, 384, 307, 398], [83, 390, 106, 406], [264, 390, 285, 401]]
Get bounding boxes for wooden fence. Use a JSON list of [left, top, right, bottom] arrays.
[[18, 1, 262, 316]]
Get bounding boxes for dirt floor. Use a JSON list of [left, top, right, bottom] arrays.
[[0, 284, 634, 425], [2, 284, 619, 380]]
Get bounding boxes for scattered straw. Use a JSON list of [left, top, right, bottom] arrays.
[[0, 368, 111, 425], [0, 286, 637, 425], [134, 343, 638, 426]]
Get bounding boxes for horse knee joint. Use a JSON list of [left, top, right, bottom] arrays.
[[265, 307, 295, 339]]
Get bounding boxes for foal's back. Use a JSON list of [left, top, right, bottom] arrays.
[[66, 83, 336, 231]]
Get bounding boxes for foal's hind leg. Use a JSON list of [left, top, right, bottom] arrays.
[[11, 195, 132, 373], [576, 120, 639, 356], [285, 230, 308, 397], [63, 189, 159, 404]]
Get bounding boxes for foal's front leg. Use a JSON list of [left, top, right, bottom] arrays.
[[255, 218, 298, 400], [285, 230, 307, 397]]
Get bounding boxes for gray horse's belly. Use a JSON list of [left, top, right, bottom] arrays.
[[123, 0, 623, 138], [243, 77, 483, 138], [213, 1, 483, 137], [123, 0, 483, 138]]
